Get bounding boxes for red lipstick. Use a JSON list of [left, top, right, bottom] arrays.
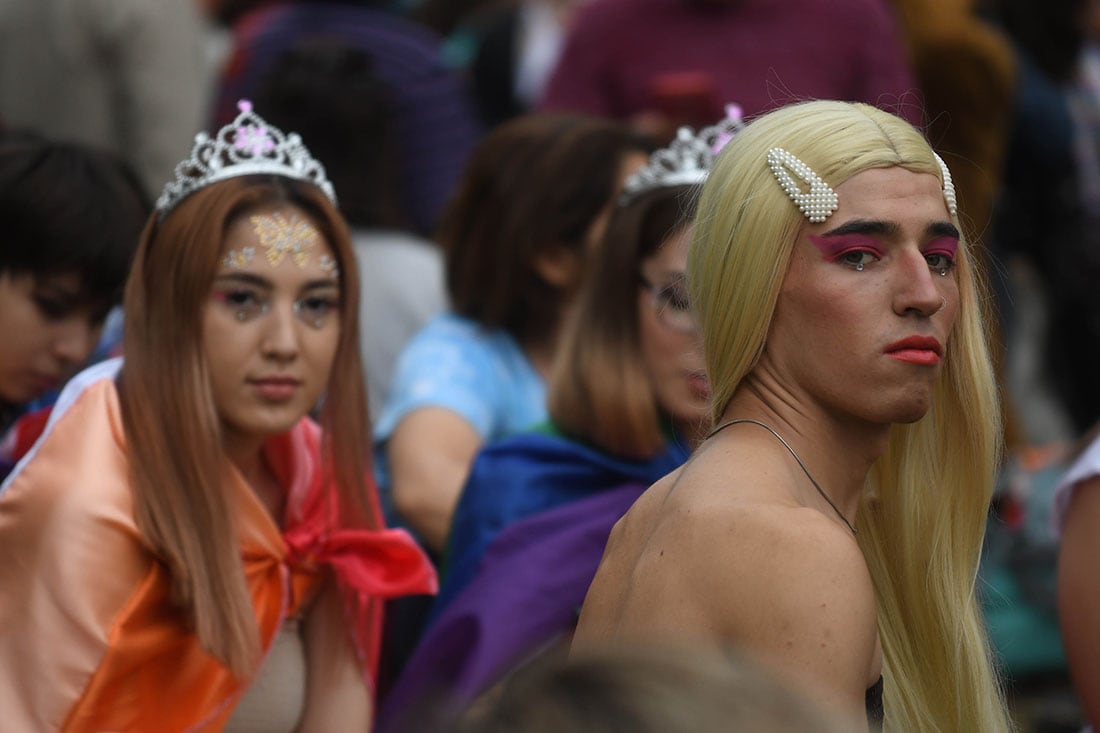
[[884, 336, 943, 366]]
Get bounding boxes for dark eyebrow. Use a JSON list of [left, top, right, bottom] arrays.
[[821, 219, 898, 237], [33, 275, 83, 298], [928, 221, 960, 239], [821, 219, 960, 240]]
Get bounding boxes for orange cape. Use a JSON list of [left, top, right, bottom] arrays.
[[0, 368, 436, 731]]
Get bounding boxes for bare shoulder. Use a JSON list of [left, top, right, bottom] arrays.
[[655, 474, 873, 611], [657, 447, 862, 552], [609, 452, 875, 622], [633, 453, 878, 696], [578, 442, 879, 719]]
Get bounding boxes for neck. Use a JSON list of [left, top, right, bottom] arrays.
[[222, 432, 286, 525], [223, 431, 266, 482], [718, 374, 892, 522], [674, 414, 710, 451]]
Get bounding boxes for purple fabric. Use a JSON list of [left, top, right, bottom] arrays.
[[214, 2, 482, 236], [375, 483, 646, 733], [539, 0, 923, 126], [434, 430, 689, 622]]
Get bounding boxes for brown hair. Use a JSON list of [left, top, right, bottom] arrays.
[[118, 175, 373, 676], [548, 185, 698, 458], [441, 113, 652, 346]]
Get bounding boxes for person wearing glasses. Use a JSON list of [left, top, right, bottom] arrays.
[[373, 112, 742, 732], [376, 115, 652, 557]]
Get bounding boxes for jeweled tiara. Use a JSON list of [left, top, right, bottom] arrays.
[[155, 100, 336, 219], [620, 104, 744, 204]]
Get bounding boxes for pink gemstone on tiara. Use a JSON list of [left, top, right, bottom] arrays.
[[155, 98, 336, 218], [235, 125, 275, 156]]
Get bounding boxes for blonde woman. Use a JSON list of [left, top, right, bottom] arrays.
[[574, 100, 1011, 731]]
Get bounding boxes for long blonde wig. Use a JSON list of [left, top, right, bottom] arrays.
[[119, 175, 375, 677], [689, 100, 1010, 731]]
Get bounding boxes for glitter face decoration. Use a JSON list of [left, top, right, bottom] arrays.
[[250, 211, 320, 268], [223, 246, 255, 269]]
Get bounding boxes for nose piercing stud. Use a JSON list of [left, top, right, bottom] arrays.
[[934, 297, 946, 314]]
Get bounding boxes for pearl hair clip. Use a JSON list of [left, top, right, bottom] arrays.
[[766, 148, 839, 223], [768, 148, 960, 223], [933, 153, 957, 217], [770, 144, 959, 221]]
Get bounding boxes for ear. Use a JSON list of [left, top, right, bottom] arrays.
[[533, 245, 583, 289]]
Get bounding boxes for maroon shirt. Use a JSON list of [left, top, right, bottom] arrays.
[[539, 0, 922, 127]]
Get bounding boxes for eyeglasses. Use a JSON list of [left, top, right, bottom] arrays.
[[639, 275, 697, 334]]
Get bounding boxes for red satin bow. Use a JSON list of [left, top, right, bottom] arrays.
[[284, 525, 438, 598]]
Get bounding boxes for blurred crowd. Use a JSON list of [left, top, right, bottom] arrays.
[[1, 0, 1100, 730]]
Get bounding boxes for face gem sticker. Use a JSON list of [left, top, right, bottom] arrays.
[[251, 212, 319, 268]]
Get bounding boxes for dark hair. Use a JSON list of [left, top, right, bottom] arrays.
[[252, 39, 406, 230], [549, 185, 698, 456], [0, 135, 149, 304], [441, 113, 653, 344]]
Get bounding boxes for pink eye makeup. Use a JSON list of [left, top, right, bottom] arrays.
[[923, 235, 959, 276], [808, 234, 885, 262], [922, 236, 958, 258]]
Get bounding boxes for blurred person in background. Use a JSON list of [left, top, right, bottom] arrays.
[[0, 0, 211, 198], [0, 136, 147, 477], [538, 0, 921, 141], [376, 109, 741, 731]]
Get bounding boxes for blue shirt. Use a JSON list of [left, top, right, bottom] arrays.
[[373, 313, 547, 516]]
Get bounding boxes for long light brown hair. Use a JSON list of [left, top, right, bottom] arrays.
[[548, 184, 699, 458], [118, 175, 374, 676]]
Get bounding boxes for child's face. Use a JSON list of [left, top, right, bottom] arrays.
[[0, 270, 107, 405]]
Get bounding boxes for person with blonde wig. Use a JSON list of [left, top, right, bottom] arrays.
[[0, 101, 437, 731], [573, 99, 1012, 731]]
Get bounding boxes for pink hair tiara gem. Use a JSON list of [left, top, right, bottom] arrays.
[[154, 99, 337, 220]]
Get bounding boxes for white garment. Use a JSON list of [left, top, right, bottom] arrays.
[[353, 229, 447, 422], [1052, 431, 1100, 536]]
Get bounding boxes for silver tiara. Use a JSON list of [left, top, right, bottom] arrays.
[[620, 104, 744, 204], [155, 99, 337, 219]]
